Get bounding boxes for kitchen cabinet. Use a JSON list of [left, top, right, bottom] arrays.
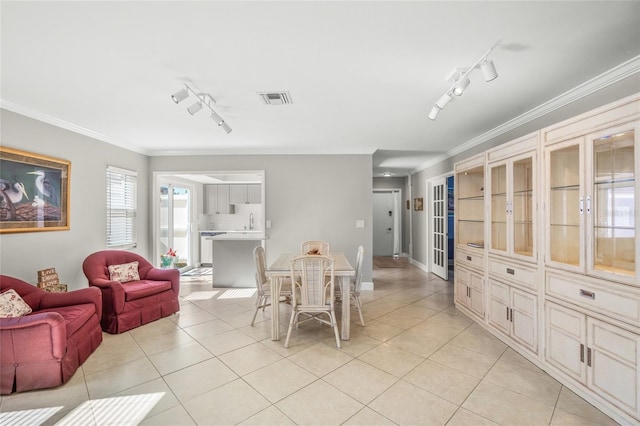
[[546, 301, 640, 419], [229, 184, 261, 204], [200, 236, 213, 265], [488, 279, 537, 354], [205, 184, 230, 215]]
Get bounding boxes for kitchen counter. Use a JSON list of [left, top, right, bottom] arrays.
[[200, 230, 267, 241], [199, 232, 265, 287]]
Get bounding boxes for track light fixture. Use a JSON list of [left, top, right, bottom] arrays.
[[171, 83, 232, 134], [428, 41, 500, 121]]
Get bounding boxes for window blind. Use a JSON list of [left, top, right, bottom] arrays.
[[106, 166, 137, 249]]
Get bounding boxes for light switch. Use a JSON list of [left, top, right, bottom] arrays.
[[266, 220, 272, 229], [356, 220, 365, 228]]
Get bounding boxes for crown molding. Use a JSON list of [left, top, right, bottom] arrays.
[[0, 100, 150, 156], [413, 54, 640, 174]]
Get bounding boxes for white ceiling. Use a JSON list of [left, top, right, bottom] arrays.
[[2, 1, 640, 177]]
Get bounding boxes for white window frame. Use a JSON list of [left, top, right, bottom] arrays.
[[106, 166, 137, 249]]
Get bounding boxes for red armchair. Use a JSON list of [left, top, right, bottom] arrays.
[[0, 275, 103, 394], [82, 250, 180, 334]]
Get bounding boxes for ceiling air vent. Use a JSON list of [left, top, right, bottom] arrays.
[[258, 91, 292, 105]]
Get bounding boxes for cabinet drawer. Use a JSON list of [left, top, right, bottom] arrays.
[[546, 271, 640, 327], [489, 257, 537, 290], [456, 248, 484, 270]]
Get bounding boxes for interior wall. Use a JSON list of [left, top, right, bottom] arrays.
[[150, 154, 374, 282], [0, 110, 150, 289]]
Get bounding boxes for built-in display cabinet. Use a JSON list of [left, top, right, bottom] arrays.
[[454, 154, 486, 321], [453, 93, 640, 425]]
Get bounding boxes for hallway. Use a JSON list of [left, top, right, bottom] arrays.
[[0, 260, 618, 425]]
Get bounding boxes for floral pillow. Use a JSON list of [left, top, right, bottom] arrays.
[[108, 261, 140, 283], [0, 289, 33, 318]]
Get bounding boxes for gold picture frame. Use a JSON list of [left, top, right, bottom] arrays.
[[0, 147, 70, 233], [413, 197, 424, 211]]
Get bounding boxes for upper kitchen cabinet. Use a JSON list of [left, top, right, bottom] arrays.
[[229, 184, 262, 205], [487, 133, 538, 263], [205, 184, 230, 215], [543, 95, 639, 286]]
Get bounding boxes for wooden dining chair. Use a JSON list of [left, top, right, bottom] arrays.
[[336, 245, 365, 326], [301, 240, 330, 255], [285, 255, 341, 348], [251, 246, 291, 326]]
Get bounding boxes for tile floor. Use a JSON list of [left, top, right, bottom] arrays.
[[0, 260, 620, 425]]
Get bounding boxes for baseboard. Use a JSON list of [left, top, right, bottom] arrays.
[[410, 258, 429, 272], [361, 281, 374, 291]]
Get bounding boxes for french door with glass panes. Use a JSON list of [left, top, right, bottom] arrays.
[[159, 184, 192, 269]]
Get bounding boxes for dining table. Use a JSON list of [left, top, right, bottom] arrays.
[[265, 252, 355, 341]]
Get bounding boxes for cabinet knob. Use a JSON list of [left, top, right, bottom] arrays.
[[466, 256, 472, 261], [506, 268, 515, 275]]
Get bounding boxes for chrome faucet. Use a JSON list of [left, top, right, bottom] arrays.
[[249, 212, 254, 230]]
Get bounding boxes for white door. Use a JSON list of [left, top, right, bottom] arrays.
[[373, 191, 395, 256], [431, 178, 448, 279]]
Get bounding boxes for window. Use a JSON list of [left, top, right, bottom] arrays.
[[106, 166, 137, 248]]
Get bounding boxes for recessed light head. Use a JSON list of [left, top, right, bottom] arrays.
[[383, 172, 392, 177], [171, 88, 189, 104]]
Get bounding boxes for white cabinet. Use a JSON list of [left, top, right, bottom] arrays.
[[544, 119, 638, 286], [229, 184, 262, 205], [487, 133, 538, 263], [247, 184, 261, 204], [455, 264, 484, 319], [454, 154, 487, 320], [200, 236, 213, 265], [546, 301, 640, 419], [205, 184, 230, 215], [488, 280, 538, 354]]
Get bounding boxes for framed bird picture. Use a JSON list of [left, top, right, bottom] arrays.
[[0, 147, 70, 233]]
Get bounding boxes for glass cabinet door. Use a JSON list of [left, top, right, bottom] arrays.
[[548, 142, 582, 269], [590, 129, 636, 279], [489, 153, 535, 260], [491, 164, 507, 252], [456, 165, 485, 249], [512, 157, 534, 258]]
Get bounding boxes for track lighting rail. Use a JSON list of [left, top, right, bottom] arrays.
[[171, 83, 232, 134]]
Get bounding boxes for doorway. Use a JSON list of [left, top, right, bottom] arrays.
[[372, 190, 401, 256], [158, 182, 193, 270]]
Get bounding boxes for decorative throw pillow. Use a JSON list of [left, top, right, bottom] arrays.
[[108, 261, 140, 283], [0, 289, 33, 318]]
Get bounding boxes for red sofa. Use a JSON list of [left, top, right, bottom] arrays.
[[82, 250, 180, 334], [0, 275, 103, 394]]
